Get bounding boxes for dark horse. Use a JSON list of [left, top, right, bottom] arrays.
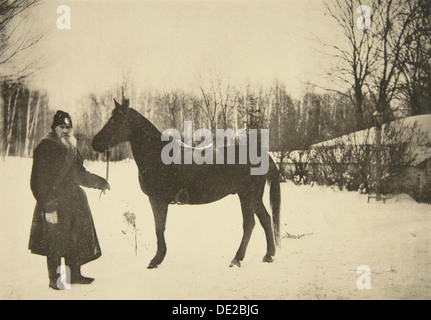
[[92, 99, 281, 268]]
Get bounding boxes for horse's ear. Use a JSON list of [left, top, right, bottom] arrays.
[[114, 99, 121, 109], [123, 99, 130, 108]]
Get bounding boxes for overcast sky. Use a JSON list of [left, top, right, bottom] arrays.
[[18, 0, 342, 112]]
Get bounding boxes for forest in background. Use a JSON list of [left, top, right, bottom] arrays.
[[0, 77, 378, 160]]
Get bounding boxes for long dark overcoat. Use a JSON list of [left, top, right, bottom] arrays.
[[28, 132, 106, 265]]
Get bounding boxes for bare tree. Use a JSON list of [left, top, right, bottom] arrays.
[[369, 0, 416, 119], [324, 0, 378, 130], [136, 90, 155, 121], [324, 0, 424, 124], [0, 0, 44, 158], [156, 90, 187, 130], [195, 67, 235, 134], [398, 0, 431, 115], [4, 81, 20, 156], [24, 90, 41, 157], [0, 0, 44, 80]]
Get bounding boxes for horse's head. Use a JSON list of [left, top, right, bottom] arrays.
[[92, 99, 133, 152]]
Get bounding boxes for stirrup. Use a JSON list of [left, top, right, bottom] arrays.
[[173, 188, 189, 205]]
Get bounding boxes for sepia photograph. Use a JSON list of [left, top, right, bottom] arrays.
[[0, 0, 430, 303]]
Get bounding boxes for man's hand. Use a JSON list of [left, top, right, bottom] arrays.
[[100, 179, 110, 194], [45, 211, 58, 224]]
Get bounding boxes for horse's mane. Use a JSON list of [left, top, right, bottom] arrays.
[[129, 108, 163, 139]]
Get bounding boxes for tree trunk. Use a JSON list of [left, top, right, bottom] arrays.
[[24, 89, 32, 157], [0, 84, 4, 160], [28, 91, 40, 157], [354, 87, 365, 130], [6, 86, 20, 156]]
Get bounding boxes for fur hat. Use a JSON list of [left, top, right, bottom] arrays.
[[51, 110, 73, 130]]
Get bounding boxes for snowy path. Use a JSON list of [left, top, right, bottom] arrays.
[[1, 157, 430, 300]]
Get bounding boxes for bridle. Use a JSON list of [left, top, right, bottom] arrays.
[[99, 107, 129, 199]]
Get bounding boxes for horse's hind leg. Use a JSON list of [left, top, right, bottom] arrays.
[[148, 197, 169, 269], [254, 199, 276, 263], [230, 195, 255, 268]]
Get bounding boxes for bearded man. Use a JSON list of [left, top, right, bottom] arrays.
[[28, 110, 110, 290]]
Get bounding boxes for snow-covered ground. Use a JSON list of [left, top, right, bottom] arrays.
[[1, 157, 430, 300]]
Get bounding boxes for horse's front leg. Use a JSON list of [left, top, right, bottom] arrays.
[[148, 197, 169, 269]]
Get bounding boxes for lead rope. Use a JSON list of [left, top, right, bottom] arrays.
[[99, 149, 110, 200]]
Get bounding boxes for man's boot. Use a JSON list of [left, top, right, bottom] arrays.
[[47, 256, 64, 290], [66, 257, 95, 285]]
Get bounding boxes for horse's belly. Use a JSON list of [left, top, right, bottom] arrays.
[[185, 186, 233, 204], [176, 166, 246, 204]]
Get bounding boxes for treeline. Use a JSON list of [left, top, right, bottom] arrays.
[[0, 74, 424, 161], [0, 80, 54, 158], [0, 0, 48, 159], [71, 80, 379, 161]]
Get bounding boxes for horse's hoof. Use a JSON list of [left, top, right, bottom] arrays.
[[147, 262, 158, 269], [262, 255, 274, 263], [229, 258, 241, 268]]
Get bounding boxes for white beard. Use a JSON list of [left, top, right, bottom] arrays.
[[61, 135, 77, 150]]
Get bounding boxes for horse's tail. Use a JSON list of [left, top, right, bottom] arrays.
[[267, 158, 281, 247]]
